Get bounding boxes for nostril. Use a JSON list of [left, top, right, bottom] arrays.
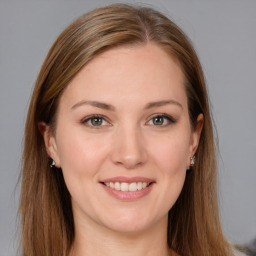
[[110, 134, 148, 168], [114, 158, 144, 169]]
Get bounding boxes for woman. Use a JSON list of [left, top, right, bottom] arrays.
[[19, 3, 234, 256]]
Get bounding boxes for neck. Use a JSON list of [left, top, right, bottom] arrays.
[[70, 213, 173, 256]]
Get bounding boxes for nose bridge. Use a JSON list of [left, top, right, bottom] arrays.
[[111, 123, 147, 169]]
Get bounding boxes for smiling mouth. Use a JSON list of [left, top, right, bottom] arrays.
[[102, 182, 152, 192]]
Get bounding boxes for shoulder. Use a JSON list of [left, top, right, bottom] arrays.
[[233, 249, 248, 256]]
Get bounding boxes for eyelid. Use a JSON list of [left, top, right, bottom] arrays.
[[81, 114, 112, 127], [80, 113, 176, 127], [146, 113, 176, 126]]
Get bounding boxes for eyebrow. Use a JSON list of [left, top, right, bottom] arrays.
[[144, 100, 183, 110], [71, 100, 115, 111], [71, 99, 183, 111]]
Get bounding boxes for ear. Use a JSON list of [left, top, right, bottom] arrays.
[[187, 114, 204, 165], [38, 122, 61, 168]]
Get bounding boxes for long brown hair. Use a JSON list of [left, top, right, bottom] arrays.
[[19, 3, 232, 256]]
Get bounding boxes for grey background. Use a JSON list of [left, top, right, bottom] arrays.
[[0, 0, 255, 255]]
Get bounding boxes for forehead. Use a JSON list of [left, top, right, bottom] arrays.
[[60, 43, 187, 109]]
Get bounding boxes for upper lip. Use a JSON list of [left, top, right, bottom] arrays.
[[100, 176, 155, 183]]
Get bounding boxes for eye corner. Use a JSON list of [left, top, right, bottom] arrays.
[[146, 113, 176, 127], [81, 114, 112, 128]]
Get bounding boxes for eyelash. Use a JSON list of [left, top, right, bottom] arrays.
[[81, 114, 111, 128], [147, 114, 176, 127], [81, 114, 176, 128]]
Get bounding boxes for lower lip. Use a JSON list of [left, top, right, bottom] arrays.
[[101, 183, 154, 201]]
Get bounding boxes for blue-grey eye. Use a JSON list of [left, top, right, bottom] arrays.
[[82, 115, 109, 127], [90, 117, 103, 126], [148, 115, 175, 126], [153, 116, 164, 125]]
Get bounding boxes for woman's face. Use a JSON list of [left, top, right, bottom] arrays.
[[44, 43, 202, 234]]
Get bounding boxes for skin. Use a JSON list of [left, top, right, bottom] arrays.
[[42, 43, 203, 256]]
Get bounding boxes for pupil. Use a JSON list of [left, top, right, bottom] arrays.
[[92, 118, 102, 126], [153, 117, 163, 125]]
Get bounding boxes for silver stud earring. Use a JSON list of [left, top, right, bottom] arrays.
[[50, 159, 56, 168], [190, 156, 196, 166]]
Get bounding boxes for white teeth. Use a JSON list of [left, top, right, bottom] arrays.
[[142, 182, 147, 188], [104, 181, 150, 191], [121, 182, 129, 191], [114, 182, 120, 190], [129, 182, 137, 192], [110, 182, 115, 188]]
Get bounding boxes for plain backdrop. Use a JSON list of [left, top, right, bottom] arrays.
[[0, 0, 255, 255]]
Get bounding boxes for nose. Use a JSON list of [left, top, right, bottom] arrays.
[[110, 126, 148, 169]]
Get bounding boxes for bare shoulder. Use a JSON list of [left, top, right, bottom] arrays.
[[233, 249, 248, 256]]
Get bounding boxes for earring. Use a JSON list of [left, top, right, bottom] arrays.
[[50, 159, 56, 168], [190, 156, 196, 166]]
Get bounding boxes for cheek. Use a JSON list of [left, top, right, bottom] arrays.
[[145, 131, 190, 215], [56, 129, 110, 178], [55, 130, 111, 207], [148, 131, 190, 175]]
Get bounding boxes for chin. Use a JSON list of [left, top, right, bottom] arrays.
[[105, 221, 151, 234], [98, 210, 165, 235]]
